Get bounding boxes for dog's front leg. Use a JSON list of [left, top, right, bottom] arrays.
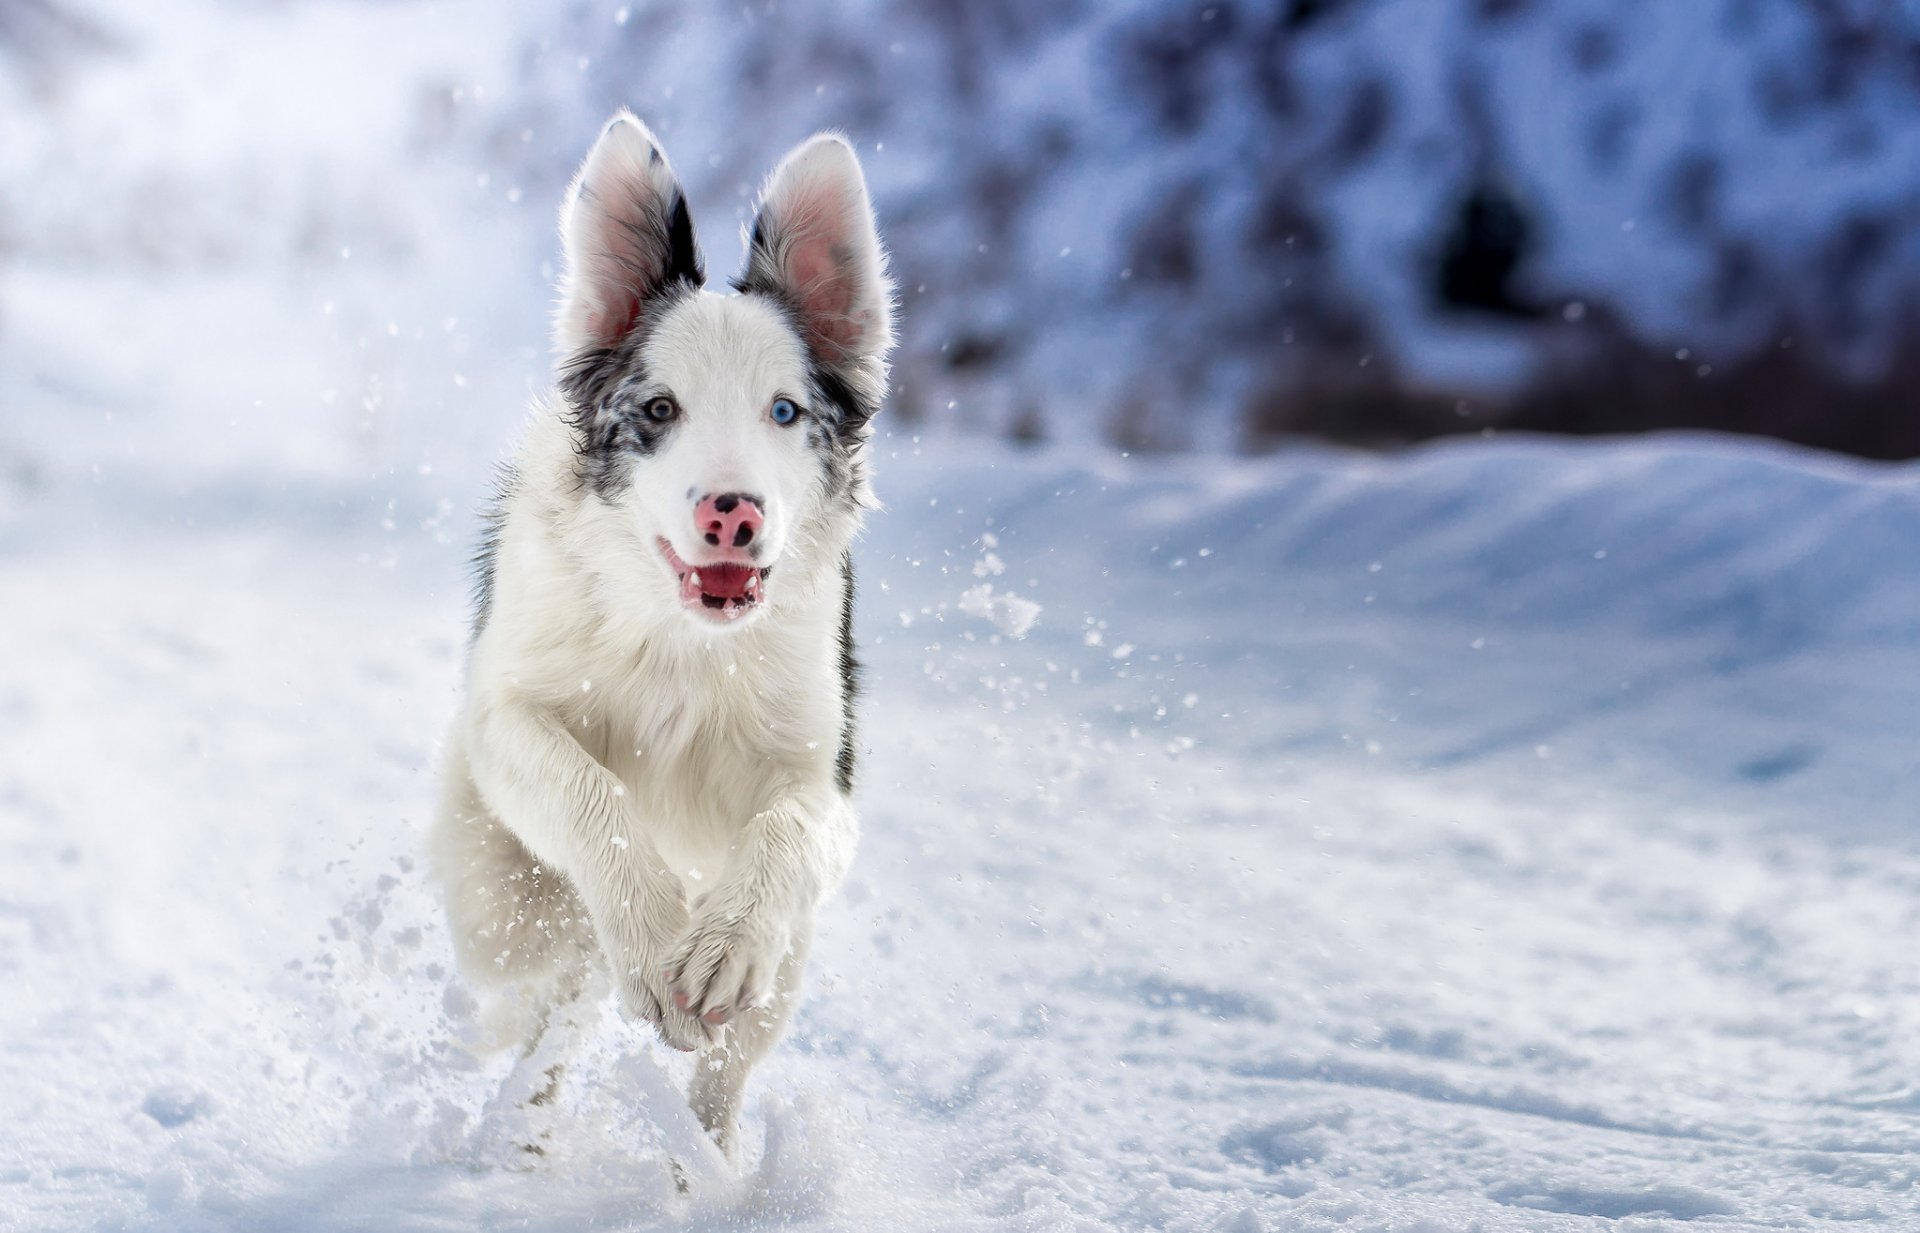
[[467, 692, 715, 1051], [664, 788, 855, 1026]]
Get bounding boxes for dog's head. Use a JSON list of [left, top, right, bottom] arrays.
[[553, 113, 893, 631]]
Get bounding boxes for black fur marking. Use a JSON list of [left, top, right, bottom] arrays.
[[469, 462, 517, 641], [604, 186, 703, 299], [731, 197, 884, 452], [557, 345, 624, 413], [808, 362, 876, 438], [730, 213, 879, 481], [557, 167, 704, 497], [559, 284, 703, 498], [728, 276, 877, 444], [834, 552, 860, 796], [664, 192, 704, 290], [568, 381, 685, 498]]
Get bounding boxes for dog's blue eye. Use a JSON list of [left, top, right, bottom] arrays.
[[645, 397, 677, 422], [770, 398, 799, 426]]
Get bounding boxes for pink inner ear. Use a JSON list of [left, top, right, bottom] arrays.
[[778, 185, 864, 359], [792, 246, 858, 351], [585, 298, 641, 346], [576, 170, 665, 348]]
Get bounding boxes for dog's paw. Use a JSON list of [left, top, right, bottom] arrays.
[[618, 964, 715, 1052], [609, 884, 715, 1050], [664, 898, 789, 1028]]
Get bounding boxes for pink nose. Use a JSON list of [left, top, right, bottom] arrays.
[[695, 491, 764, 551]]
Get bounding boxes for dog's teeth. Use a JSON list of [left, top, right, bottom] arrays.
[[689, 572, 701, 587]]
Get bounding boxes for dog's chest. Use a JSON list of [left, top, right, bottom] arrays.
[[576, 644, 810, 877]]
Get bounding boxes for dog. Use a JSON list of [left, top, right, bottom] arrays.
[[430, 111, 893, 1162]]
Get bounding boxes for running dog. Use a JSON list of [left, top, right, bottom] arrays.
[[431, 111, 893, 1160]]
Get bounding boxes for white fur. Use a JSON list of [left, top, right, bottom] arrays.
[[432, 113, 891, 1160]]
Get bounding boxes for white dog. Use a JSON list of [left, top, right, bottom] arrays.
[[431, 111, 893, 1161]]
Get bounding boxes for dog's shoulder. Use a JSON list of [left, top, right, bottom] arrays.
[[466, 402, 605, 660]]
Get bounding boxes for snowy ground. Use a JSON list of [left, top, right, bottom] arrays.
[[4, 245, 1920, 1231]]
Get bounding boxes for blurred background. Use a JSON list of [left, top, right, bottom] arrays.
[[7, 0, 1920, 467]]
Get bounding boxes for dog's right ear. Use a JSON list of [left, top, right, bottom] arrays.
[[736, 135, 894, 426], [554, 112, 704, 357]]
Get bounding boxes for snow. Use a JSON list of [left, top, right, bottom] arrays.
[[957, 580, 1042, 639], [6, 3, 1920, 1229], [7, 329, 1920, 1229]]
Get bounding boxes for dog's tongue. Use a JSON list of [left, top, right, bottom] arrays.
[[689, 562, 756, 601]]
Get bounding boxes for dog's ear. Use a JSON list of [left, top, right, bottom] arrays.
[[738, 135, 894, 402], [555, 111, 703, 356]]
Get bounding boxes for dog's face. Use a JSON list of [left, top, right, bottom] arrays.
[[552, 115, 893, 631]]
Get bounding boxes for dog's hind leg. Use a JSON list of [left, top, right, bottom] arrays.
[[472, 983, 593, 1166], [686, 923, 813, 1162], [432, 740, 603, 1165], [432, 739, 601, 1034]]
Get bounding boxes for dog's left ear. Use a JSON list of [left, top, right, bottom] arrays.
[[555, 111, 703, 358], [738, 135, 895, 421]]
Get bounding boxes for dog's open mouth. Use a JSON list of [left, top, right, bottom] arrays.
[[658, 538, 766, 621]]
